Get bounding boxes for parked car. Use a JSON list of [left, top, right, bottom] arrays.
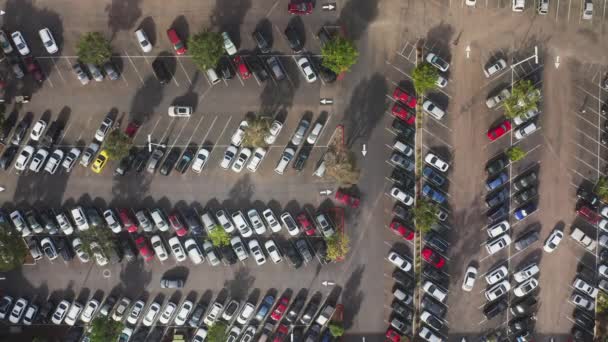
[[514, 230, 539, 250], [484, 59, 507, 78], [426, 53, 449, 72]]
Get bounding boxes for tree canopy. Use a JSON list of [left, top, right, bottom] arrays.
[[89, 317, 123, 342], [0, 227, 27, 272], [506, 146, 526, 162], [76, 32, 112, 65], [503, 80, 540, 119], [412, 198, 438, 234], [242, 117, 271, 148], [412, 63, 438, 96], [323, 146, 361, 186], [321, 36, 359, 74], [189, 31, 224, 71], [104, 130, 132, 160], [209, 227, 230, 247], [207, 321, 228, 342], [326, 234, 349, 261]]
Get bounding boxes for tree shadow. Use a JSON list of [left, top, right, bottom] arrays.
[[105, 0, 143, 40], [343, 73, 388, 147], [170, 15, 190, 42], [426, 22, 455, 61], [223, 267, 255, 300], [138, 16, 157, 46], [228, 174, 255, 207], [209, 0, 253, 48], [118, 258, 152, 295], [129, 73, 165, 124], [338, 0, 380, 40], [259, 81, 295, 116]]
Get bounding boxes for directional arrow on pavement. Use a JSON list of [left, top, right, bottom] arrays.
[[322, 280, 336, 286], [555, 56, 560, 69], [465, 45, 471, 59], [362, 144, 367, 156], [322, 3, 337, 11], [320, 98, 334, 105], [319, 189, 333, 196]]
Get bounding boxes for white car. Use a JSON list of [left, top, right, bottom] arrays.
[[168, 106, 193, 117], [486, 88, 511, 108], [11, 31, 30, 55], [231, 147, 252, 173], [248, 239, 267, 265], [297, 57, 317, 83], [513, 263, 540, 283], [30, 120, 47, 141], [486, 234, 512, 254], [423, 281, 447, 303], [95, 117, 113, 142], [64, 302, 83, 326], [264, 239, 283, 264], [151, 235, 169, 261], [315, 213, 335, 237], [231, 120, 249, 146], [582, 0, 593, 20], [193, 328, 208, 342], [513, 278, 538, 297], [264, 120, 283, 144], [15, 145, 35, 171], [220, 145, 238, 169], [390, 187, 414, 206], [44, 149, 64, 174], [90, 242, 109, 266], [191, 147, 210, 173], [280, 212, 300, 236], [236, 302, 255, 325], [203, 302, 223, 326], [135, 29, 152, 53], [71, 207, 90, 231], [599, 264, 608, 278], [222, 32, 237, 55], [158, 302, 177, 325], [142, 302, 162, 326], [38, 28, 58, 54], [419, 326, 442, 342], [174, 300, 194, 326], [513, 108, 540, 126], [425, 53, 449, 72], [512, 0, 525, 12], [22, 304, 38, 325], [51, 300, 70, 324], [231, 236, 249, 261], [80, 142, 100, 167], [487, 220, 510, 238], [10, 211, 31, 237], [484, 59, 507, 78], [103, 209, 122, 233], [247, 209, 267, 235], [425, 153, 449, 172], [168, 237, 187, 262], [29, 148, 49, 172], [571, 293, 595, 311], [0, 30, 13, 54], [112, 299, 132, 322], [262, 209, 282, 233], [422, 100, 446, 120], [203, 240, 221, 266], [307, 122, 324, 145], [485, 265, 508, 285], [246, 147, 267, 172], [215, 210, 235, 233], [514, 122, 538, 140], [599, 219, 608, 232], [62, 148, 81, 172], [462, 266, 477, 291], [9, 298, 28, 324], [388, 251, 412, 272], [573, 278, 598, 298], [231, 211, 253, 237], [55, 212, 74, 235], [80, 299, 100, 323], [72, 238, 90, 263], [485, 280, 511, 301], [436, 75, 448, 88], [184, 238, 204, 264], [465, 0, 477, 6]]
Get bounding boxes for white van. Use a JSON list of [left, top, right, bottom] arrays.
[[200, 212, 216, 232], [537, 0, 549, 14], [206, 69, 221, 85]]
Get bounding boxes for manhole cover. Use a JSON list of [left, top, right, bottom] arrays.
[[102, 269, 111, 278]]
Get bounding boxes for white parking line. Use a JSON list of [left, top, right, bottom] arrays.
[[266, 0, 281, 17], [124, 51, 144, 85], [184, 115, 205, 148], [230, 59, 245, 87], [570, 167, 597, 184], [569, 139, 601, 159], [421, 130, 454, 149], [50, 57, 65, 83], [574, 155, 600, 172], [58, 122, 73, 145], [575, 127, 600, 143], [159, 119, 175, 143], [168, 118, 191, 150], [177, 58, 192, 85]]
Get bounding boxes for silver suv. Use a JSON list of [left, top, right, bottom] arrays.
[[291, 119, 310, 146]]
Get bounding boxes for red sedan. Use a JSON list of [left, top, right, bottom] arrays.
[[335, 189, 360, 208], [390, 220, 414, 240], [273, 324, 289, 342], [168, 213, 188, 237], [391, 103, 415, 125], [421, 247, 445, 268], [124, 121, 140, 138], [167, 28, 187, 55], [487, 120, 511, 141], [386, 328, 401, 342], [287, 1, 313, 15], [393, 87, 416, 108], [233, 56, 251, 80], [577, 206, 601, 224], [23, 56, 44, 83], [270, 297, 289, 321], [118, 209, 138, 233], [297, 213, 316, 236], [134, 236, 154, 262]]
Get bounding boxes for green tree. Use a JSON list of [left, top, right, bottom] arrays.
[[412, 63, 438, 96], [242, 117, 271, 148], [189, 31, 224, 71], [329, 322, 345, 337], [321, 36, 359, 74], [597, 177, 608, 204], [79, 227, 115, 257], [89, 317, 123, 342], [506, 146, 526, 162], [76, 32, 112, 65], [0, 228, 27, 272], [412, 198, 438, 234], [598, 291, 608, 314], [503, 80, 540, 119], [207, 321, 228, 342], [209, 227, 231, 247], [104, 130, 132, 160], [323, 146, 361, 186], [326, 234, 349, 262], [400, 337, 411, 342]]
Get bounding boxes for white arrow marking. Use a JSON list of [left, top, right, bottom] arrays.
[[319, 189, 333, 196], [362, 144, 367, 156], [555, 55, 560, 69], [0, 10, 5, 15], [322, 280, 335, 286], [465, 45, 471, 59]]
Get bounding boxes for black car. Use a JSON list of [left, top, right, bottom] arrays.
[[514, 230, 539, 251], [389, 169, 415, 190], [571, 327, 591, 342], [219, 245, 238, 265], [41, 121, 62, 148], [0, 146, 18, 170], [420, 295, 446, 318], [175, 148, 195, 174], [85, 207, 103, 227], [38, 300, 55, 323], [512, 171, 538, 192], [573, 309, 594, 330], [245, 56, 270, 82], [486, 188, 508, 208], [423, 233, 449, 254], [486, 155, 508, 176], [284, 25, 303, 52], [160, 147, 180, 176], [39, 210, 59, 234], [392, 269, 414, 288], [313, 239, 330, 265], [390, 301, 412, 320], [252, 30, 271, 53], [284, 240, 303, 269], [133, 148, 151, 173], [512, 187, 538, 206], [577, 187, 600, 208], [180, 207, 203, 235], [487, 205, 508, 223], [11, 119, 29, 146], [507, 316, 531, 335], [391, 119, 414, 141], [25, 210, 43, 233], [114, 148, 138, 176], [285, 297, 306, 323], [218, 58, 234, 80], [316, 27, 332, 46], [55, 236, 75, 262], [293, 146, 311, 171], [299, 299, 319, 325], [510, 296, 537, 316], [188, 303, 207, 328], [295, 238, 313, 263], [422, 266, 447, 283], [152, 58, 172, 84], [392, 204, 410, 221], [117, 237, 137, 262], [317, 62, 337, 83], [483, 299, 507, 319]]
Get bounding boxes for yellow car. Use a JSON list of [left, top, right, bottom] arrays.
[[91, 150, 109, 174]]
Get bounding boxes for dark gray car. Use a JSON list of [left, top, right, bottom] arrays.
[[266, 56, 286, 81], [295, 239, 313, 263], [514, 230, 539, 251]]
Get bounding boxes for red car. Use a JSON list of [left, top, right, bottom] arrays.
[[421, 247, 445, 268], [23, 56, 44, 83], [233, 56, 251, 80], [393, 87, 416, 108], [577, 206, 600, 224], [168, 213, 188, 236], [335, 189, 360, 208], [270, 297, 289, 321], [134, 236, 154, 262], [287, 1, 313, 15], [273, 324, 289, 342], [487, 120, 511, 141], [386, 328, 401, 342], [124, 121, 140, 138], [391, 103, 415, 125], [390, 220, 414, 240], [297, 213, 316, 236], [167, 28, 187, 55], [118, 209, 138, 233]]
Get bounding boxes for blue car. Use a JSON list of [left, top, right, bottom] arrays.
[[514, 203, 537, 221], [422, 184, 446, 204], [254, 295, 275, 321], [423, 166, 446, 187], [486, 172, 509, 191]]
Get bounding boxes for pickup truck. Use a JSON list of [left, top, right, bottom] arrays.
[[570, 227, 597, 251], [315, 304, 335, 326]]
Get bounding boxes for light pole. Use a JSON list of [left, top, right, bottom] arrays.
[[147, 134, 166, 152]]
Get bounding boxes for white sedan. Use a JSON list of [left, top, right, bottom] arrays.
[[297, 57, 317, 83], [485, 280, 511, 301], [388, 251, 412, 272], [425, 153, 449, 172], [264, 120, 283, 144], [230, 120, 249, 146], [543, 229, 563, 253], [231, 148, 252, 173], [191, 147, 210, 173], [15, 145, 35, 171], [461, 266, 477, 292], [220, 145, 238, 169], [168, 237, 187, 262], [390, 187, 414, 206], [30, 120, 47, 141], [485, 265, 508, 285], [11, 31, 30, 55], [487, 220, 510, 238], [513, 278, 539, 297], [168, 106, 193, 117]]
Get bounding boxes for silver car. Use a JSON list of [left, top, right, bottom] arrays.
[[291, 119, 310, 146]]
